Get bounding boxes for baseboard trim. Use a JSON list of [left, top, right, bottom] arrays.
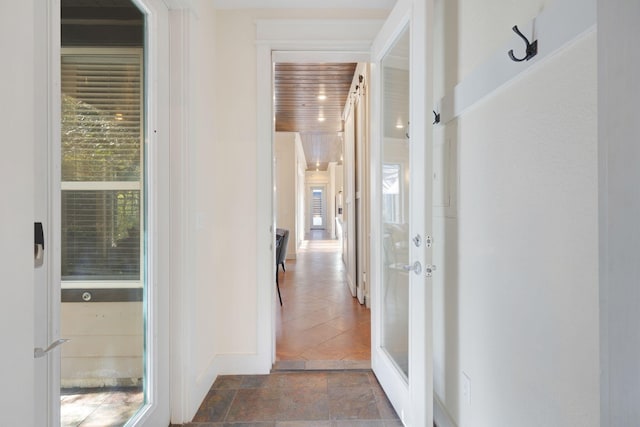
[[434, 395, 457, 427]]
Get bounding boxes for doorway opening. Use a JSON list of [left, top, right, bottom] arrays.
[[273, 61, 372, 369], [310, 187, 326, 230]]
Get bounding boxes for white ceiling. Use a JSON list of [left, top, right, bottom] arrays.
[[212, 0, 396, 9]]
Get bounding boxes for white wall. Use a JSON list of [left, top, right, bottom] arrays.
[[60, 303, 142, 387], [327, 162, 344, 239], [328, 163, 337, 238], [432, 0, 599, 426], [0, 0, 35, 424], [275, 132, 297, 258], [295, 135, 307, 249], [598, 1, 640, 425]]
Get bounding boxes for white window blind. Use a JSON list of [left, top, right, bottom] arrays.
[[61, 49, 143, 282]]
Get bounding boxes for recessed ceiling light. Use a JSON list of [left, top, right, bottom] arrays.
[[396, 123, 404, 129], [317, 94, 327, 101], [115, 113, 124, 121], [316, 161, 320, 167], [318, 117, 326, 122]]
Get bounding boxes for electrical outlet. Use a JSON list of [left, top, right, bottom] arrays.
[[462, 372, 471, 405]]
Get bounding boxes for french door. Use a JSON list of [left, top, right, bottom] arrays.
[[370, 0, 433, 425], [34, 0, 170, 425]]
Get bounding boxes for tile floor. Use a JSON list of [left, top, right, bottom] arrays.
[[175, 371, 402, 426], [276, 233, 371, 363], [61, 387, 143, 426]]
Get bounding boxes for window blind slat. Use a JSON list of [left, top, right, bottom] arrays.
[[61, 50, 143, 281]]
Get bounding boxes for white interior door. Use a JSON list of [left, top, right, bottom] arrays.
[[370, 0, 433, 425]]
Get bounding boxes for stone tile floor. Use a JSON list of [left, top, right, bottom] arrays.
[[61, 387, 143, 426], [173, 371, 402, 427]]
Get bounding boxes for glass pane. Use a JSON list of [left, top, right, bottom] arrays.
[[381, 25, 410, 378], [61, 190, 141, 280], [60, 1, 146, 426], [62, 56, 142, 182]]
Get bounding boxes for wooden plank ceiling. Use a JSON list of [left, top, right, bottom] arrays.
[[274, 63, 357, 133], [275, 63, 356, 170]]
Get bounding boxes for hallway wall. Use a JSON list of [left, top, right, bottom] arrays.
[[432, 0, 599, 426], [275, 132, 297, 259]]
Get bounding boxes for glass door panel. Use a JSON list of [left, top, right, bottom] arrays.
[[381, 27, 411, 377], [60, 1, 146, 425]]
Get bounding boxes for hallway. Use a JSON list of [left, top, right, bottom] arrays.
[[275, 232, 371, 367]]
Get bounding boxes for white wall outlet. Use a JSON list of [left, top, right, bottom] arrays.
[[462, 371, 471, 405]]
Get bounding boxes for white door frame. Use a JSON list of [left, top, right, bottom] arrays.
[[36, 0, 171, 424], [256, 19, 384, 366]]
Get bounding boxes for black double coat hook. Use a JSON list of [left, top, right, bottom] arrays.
[[508, 25, 538, 62]]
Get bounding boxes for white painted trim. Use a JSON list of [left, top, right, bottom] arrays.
[[35, 0, 62, 425], [256, 19, 383, 372], [168, 8, 197, 425], [60, 181, 141, 191], [256, 19, 383, 46], [273, 51, 371, 64], [437, 0, 596, 123], [216, 0, 395, 9], [126, 1, 171, 426], [434, 395, 457, 427], [256, 42, 276, 374], [61, 280, 142, 289]]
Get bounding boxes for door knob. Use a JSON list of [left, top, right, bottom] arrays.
[[402, 261, 422, 275]]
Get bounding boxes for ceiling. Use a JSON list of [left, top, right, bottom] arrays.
[[213, 0, 396, 9], [274, 62, 357, 170]]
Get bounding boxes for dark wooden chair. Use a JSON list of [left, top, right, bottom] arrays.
[[275, 229, 289, 306]]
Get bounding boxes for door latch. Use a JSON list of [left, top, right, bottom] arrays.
[[34, 222, 44, 268], [425, 264, 437, 277], [412, 234, 421, 247]]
